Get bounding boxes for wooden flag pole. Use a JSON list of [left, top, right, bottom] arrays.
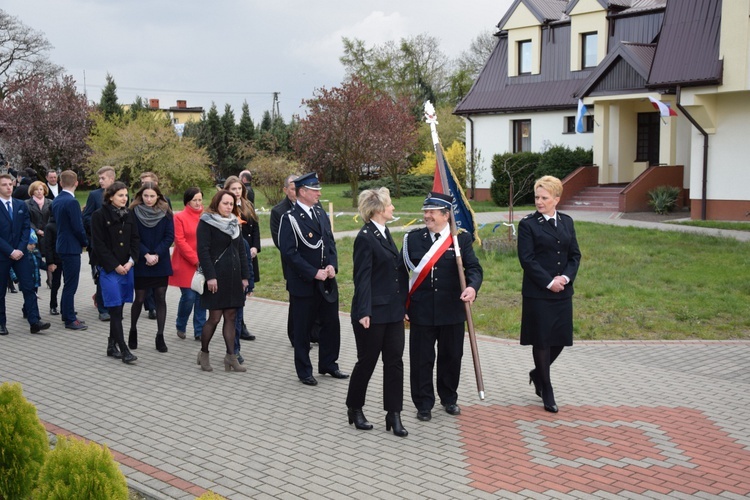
[[424, 101, 485, 400]]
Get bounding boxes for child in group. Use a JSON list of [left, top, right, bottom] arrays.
[[22, 229, 46, 320]]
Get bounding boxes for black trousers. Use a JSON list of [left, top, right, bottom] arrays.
[[346, 320, 404, 412], [290, 291, 340, 379], [409, 322, 464, 411]]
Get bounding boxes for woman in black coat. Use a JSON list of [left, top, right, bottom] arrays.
[[346, 188, 409, 437], [225, 176, 260, 341], [91, 182, 140, 364], [129, 182, 174, 353], [196, 190, 250, 373], [518, 175, 581, 413], [26, 181, 52, 286]]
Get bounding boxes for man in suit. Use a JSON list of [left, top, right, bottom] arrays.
[[0, 173, 51, 335], [82, 165, 115, 321], [45, 170, 60, 200], [270, 173, 298, 346], [278, 172, 347, 386], [12, 168, 36, 200], [402, 192, 483, 421], [51, 170, 89, 330]]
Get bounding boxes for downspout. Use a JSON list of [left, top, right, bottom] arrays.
[[675, 86, 709, 220], [466, 115, 475, 199]]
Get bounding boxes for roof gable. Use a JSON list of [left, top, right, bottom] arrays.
[[575, 42, 656, 97], [498, 0, 568, 30]]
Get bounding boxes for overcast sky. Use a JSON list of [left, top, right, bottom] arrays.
[[4, 0, 513, 121]]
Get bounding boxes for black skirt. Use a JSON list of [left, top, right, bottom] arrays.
[[134, 275, 169, 290], [520, 297, 573, 347]]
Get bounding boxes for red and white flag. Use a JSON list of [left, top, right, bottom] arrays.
[[648, 96, 678, 117]]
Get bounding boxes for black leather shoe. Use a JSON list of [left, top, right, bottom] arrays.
[[542, 387, 558, 413], [107, 338, 122, 359], [347, 408, 373, 430], [544, 403, 559, 413], [416, 410, 432, 421], [49, 307, 59, 316], [239, 331, 254, 341], [120, 347, 137, 364], [386, 412, 408, 437], [148, 310, 157, 320], [300, 376, 318, 386], [0, 325, 8, 335], [443, 404, 461, 416], [30, 321, 51, 334], [318, 369, 349, 379]]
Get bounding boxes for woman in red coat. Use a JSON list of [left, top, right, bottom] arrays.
[[168, 188, 206, 341]]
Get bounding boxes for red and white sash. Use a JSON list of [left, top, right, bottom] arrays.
[[406, 234, 453, 307]]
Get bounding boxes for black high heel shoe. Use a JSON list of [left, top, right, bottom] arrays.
[[347, 408, 373, 430], [529, 370, 542, 398], [541, 386, 558, 413], [385, 412, 408, 437]]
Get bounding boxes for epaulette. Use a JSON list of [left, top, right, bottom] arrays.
[[522, 213, 534, 220], [407, 226, 423, 234], [558, 212, 572, 220]]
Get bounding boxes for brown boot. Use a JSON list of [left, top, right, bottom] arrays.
[[198, 350, 213, 372], [224, 354, 246, 372]]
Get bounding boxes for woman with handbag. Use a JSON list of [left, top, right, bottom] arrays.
[[196, 190, 251, 372], [91, 182, 140, 364], [129, 182, 174, 353], [168, 188, 207, 342]]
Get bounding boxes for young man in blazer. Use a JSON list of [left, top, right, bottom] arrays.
[[50, 170, 88, 330], [0, 174, 50, 335]]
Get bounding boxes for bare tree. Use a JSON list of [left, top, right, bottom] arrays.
[[456, 29, 498, 79], [0, 9, 62, 101]]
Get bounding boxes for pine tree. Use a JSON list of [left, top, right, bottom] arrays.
[[238, 101, 255, 142], [99, 73, 122, 121]]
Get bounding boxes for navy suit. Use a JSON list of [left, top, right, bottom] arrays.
[[0, 197, 41, 325], [81, 188, 107, 314], [278, 202, 341, 380], [51, 190, 88, 324]]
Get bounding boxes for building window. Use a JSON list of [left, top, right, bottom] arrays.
[[518, 40, 532, 74], [564, 115, 594, 133], [582, 32, 598, 69], [513, 120, 531, 152], [636, 112, 660, 165]]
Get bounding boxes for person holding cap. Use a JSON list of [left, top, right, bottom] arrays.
[[401, 191, 482, 422], [278, 172, 347, 386]]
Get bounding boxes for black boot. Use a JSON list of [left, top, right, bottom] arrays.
[[385, 412, 408, 437], [106, 338, 122, 359], [119, 344, 137, 364], [240, 321, 255, 341], [155, 334, 168, 353], [128, 328, 138, 349], [347, 408, 373, 430]]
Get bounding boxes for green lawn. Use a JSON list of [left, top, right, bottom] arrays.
[[254, 222, 750, 341]]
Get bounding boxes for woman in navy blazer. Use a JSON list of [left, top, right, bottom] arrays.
[[128, 182, 174, 353], [518, 176, 581, 413], [346, 187, 409, 437]]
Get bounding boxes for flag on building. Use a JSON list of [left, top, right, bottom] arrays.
[[648, 96, 678, 117], [432, 143, 480, 242], [575, 99, 588, 133]]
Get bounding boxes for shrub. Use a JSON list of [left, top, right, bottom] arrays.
[[648, 185, 682, 214], [196, 491, 228, 500], [533, 145, 593, 181], [34, 435, 128, 500], [490, 152, 541, 207], [247, 153, 301, 206], [0, 382, 49, 499]]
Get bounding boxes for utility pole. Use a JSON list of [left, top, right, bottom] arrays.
[[272, 92, 280, 120]]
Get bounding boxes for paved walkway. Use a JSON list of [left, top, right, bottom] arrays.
[[1, 211, 749, 499]]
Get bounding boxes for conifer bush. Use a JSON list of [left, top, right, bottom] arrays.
[[0, 382, 49, 499], [34, 435, 128, 500]]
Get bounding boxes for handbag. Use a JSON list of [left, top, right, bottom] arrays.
[[191, 245, 231, 294], [190, 267, 206, 294]]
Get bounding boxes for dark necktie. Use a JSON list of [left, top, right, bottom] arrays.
[[5, 201, 12, 221], [309, 208, 318, 226], [434, 232, 441, 242], [548, 217, 556, 228], [384, 227, 395, 247]]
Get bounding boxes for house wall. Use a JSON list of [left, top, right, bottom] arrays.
[[688, 92, 750, 220], [465, 111, 595, 198], [719, 0, 750, 92], [507, 27, 542, 76]]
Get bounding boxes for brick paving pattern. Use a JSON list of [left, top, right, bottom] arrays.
[[1, 212, 748, 499]]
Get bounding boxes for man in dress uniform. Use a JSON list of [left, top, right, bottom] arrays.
[[402, 192, 483, 421], [277, 172, 348, 386]]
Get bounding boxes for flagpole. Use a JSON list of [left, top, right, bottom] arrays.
[[424, 102, 486, 401]]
